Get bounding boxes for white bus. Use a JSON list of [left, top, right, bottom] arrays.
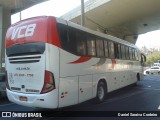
[[5, 16, 145, 109]]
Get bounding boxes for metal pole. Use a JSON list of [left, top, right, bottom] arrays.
[[81, 0, 85, 26]]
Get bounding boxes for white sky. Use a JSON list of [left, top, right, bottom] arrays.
[[136, 30, 160, 49], [11, 0, 160, 49], [12, 0, 88, 23]]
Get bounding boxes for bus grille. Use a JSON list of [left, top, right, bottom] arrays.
[[8, 55, 41, 64]]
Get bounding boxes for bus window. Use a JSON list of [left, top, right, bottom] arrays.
[[108, 41, 115, 58], [125, 46, 129, 60], [76, 32, 86, 56], [59, 26, 77, 54], [96, 39, 104, 57], [114, 43, 118, 59], [68, 29, 77, 53], [104, 40, 109, 57], [87, 37, 96, 56], [121, 45, 125, 59], [57, 24, 68, 50], [118, 44, 122, 59], [132, 49, 136, 60], [135, 50, 139, 60], [129, 47, 133, 60]]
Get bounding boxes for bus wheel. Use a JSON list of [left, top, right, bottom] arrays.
[[96, 81, 106, 103]]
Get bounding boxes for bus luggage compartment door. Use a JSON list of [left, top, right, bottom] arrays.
[[59, 77, 78, 108], [78, 75, 93, 103]]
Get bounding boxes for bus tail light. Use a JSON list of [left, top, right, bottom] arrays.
[[41, 71, 55, 94], [5, 71, 10, 90]]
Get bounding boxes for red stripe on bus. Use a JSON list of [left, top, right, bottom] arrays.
[[69, 56, 91, 64]]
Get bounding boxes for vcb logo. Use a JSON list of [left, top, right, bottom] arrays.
[[11, 23, 36, 40]]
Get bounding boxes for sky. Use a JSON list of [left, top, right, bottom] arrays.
[[22, 0, 85, 19], [136, 30, 160, 49], [11, 0, 88, 23], [11, 0, 160, 49]]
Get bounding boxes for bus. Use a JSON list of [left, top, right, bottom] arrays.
[[5, 16, 146, 109]]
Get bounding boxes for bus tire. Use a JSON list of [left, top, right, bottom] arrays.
[[96, 81, 106, 103]]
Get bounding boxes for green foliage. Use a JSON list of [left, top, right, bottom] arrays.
[[145, 51, 160, 66]]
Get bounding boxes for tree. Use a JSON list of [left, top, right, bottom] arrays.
[[145, 51, 160, 66]]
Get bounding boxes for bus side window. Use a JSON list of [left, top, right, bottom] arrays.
[[125, 46, 129, 60], [129, 47, 132, 60], [87, 36, 96, 56], [57, 24, 68, 49], [76, 32, 86, 56], [135, 50, 139, 60], [118, 44, 122, 59], [104, 40, 109, 57], [96, 39, 104, 57], [121, 45, 126, 59], [68, 29, 77, 53], [114, 43, 119, 59], [108, 41, 115, 58], [132, 49, 136, 60]]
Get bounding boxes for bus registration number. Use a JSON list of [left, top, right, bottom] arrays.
[[19, 96, 28, 101]]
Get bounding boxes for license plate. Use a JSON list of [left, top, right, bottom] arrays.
[[19, 96, 27, 101]]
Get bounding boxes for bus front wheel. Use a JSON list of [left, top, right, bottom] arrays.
[[96, 81, 106, 103]]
